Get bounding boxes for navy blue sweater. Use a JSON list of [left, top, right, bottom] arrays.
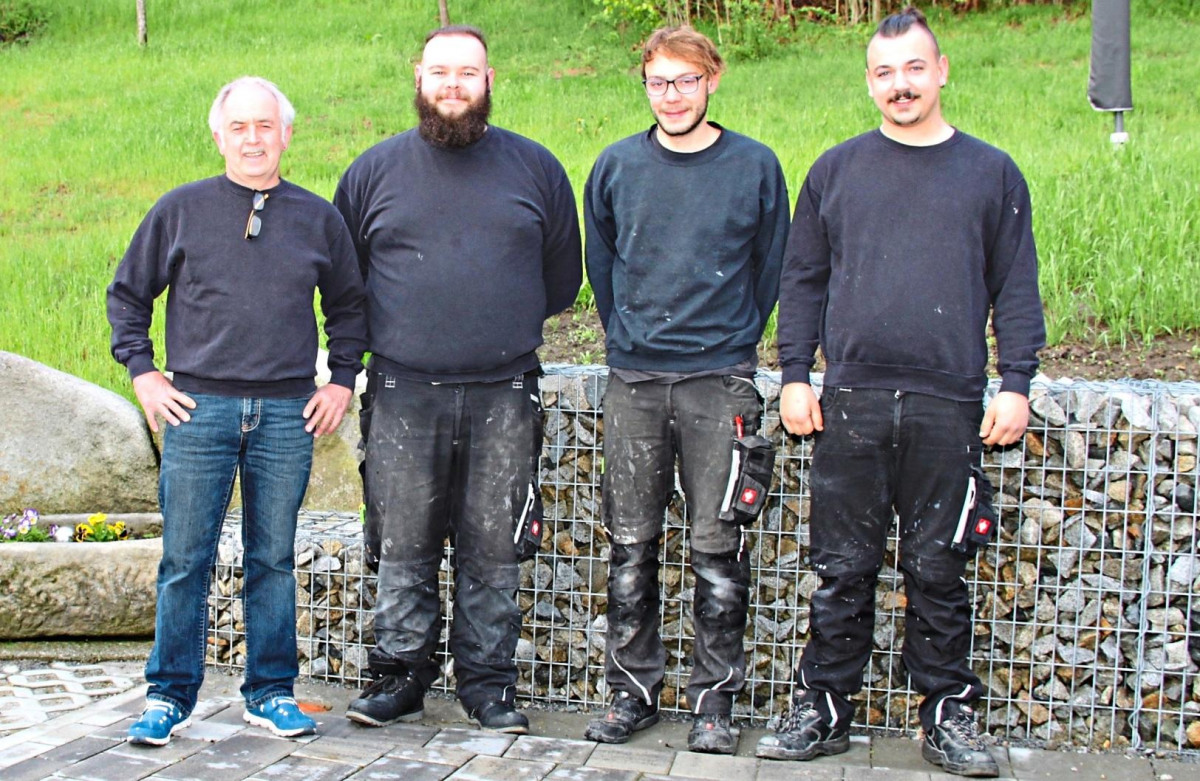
[[584, 125, 789, 372], [107, 176, 367, 397], [777, 130, 1045, 401], [334, 127, 582, 383]]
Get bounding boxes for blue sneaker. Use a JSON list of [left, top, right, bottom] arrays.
[[127, 700, 191, 746], [244, 695, 317, 737]]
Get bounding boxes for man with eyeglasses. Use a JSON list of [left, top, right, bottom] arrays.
[[333, 26, 581, 734], [582, 26, 789, 754], [107, 76, 367, 746], [755, 8, 1043, 777]]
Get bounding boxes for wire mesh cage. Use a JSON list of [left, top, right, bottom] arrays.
[[207, 368, 1200, 754]]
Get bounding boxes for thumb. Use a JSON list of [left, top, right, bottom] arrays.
[[979, 405, 996, 438]]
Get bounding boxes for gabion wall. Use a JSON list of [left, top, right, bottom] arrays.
[[207, 367, 1200, 753]]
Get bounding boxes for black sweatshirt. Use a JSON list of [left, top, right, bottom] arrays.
[[333, 127, 583, 383], [584, 125, 790, 372], [107, 176, 368, 397], [778, 129, 1045, 401]]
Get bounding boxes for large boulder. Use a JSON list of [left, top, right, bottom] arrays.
[[0, 352, 158, 514]]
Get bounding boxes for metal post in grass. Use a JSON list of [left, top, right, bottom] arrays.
[[1088, 0, 1132, 146]]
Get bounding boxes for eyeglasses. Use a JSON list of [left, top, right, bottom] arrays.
[[244, 191, 268, 240], [643, 74, 705, 97]]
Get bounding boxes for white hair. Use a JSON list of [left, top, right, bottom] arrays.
[[207, 76, 296, 135]]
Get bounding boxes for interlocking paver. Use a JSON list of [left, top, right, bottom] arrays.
[[61, 748, 172, 781], [153, 733, 299, 781], [322, 717, 437, 746], [246, 754, 359, 781], [37, 736, 122, 764], [112, 736, 211, 764], [426, 727, 516, 756], [345, 755, 456, 780], [584, 743, 674, 775], [293, 734, 389, 765], [755, 758, 843, 780], [1151, 758, 1200, 781], [448, 754, 556, 780], [505, 735, 597, 765], [180, 718, 248, 742], [0, 738, 58, 769], [0, 754, 64, 781], [1008, 747, 1155, 781], [542, 763, 638, 781], [386, 743, 478, 767], [844, 767, 933, 780], [668, 751, 758, 780]]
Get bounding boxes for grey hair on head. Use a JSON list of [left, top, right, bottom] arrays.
[[207, 76, 296, 135]]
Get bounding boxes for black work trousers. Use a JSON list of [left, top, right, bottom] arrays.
[[359, 370, 542, 712], [795, 388, 986, 732], [601, 374, 761, 715]]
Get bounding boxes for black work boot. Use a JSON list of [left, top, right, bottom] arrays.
[[687, 713, 738, 754], [346, 672, 425, 727], [755, 696, 849, 761], [468, 701, 529, 734], [583, 691, 659, 744], [922, 709, 999, 777]]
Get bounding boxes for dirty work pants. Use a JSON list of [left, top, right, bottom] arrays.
[[148, 393, 312, 715], [360, 370, 542, 711], [601, 374, 761, 715], [795, 388, 986, 732]]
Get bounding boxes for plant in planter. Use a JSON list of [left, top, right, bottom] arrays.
[[0, 508, 161, 639], [1, 508, 56, 542]]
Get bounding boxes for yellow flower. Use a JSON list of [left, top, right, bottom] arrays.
[[87, 512, 108, 524], [74, 523, 93, 541]]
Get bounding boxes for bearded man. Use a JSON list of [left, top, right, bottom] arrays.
[[334, 25, 581, 733]]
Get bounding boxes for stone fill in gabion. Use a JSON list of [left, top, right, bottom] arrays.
[[207, 368, 1200, 754]]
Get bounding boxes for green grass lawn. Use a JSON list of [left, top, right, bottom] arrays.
[[2, 0, 1197, 399]]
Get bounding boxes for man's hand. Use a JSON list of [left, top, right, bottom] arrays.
[[304, 384, 352, 437], [780, 382, 824, 436], [980, 391, 1029, 446], [132, 371, 196, 433]]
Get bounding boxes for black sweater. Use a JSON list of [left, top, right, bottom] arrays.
[[107, 176, 368, 397], [584, 125, 790, 372], [334, 127, 583, 383], [777, 129, 1045, 401]]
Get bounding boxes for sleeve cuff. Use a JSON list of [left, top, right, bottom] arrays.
[[328, 366, 362, 390], [780, 364, 812, 386], [998, 372, 1032, 397], [125, 354, 157, 380]]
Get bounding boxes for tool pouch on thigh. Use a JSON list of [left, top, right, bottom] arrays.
[[718, 434, 776, 526], [514, 482, 544, 562], [951, 464, 998, 553]]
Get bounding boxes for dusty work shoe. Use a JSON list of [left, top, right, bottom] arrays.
[[468, 701, 530, 734], [922, 711, 999, 777], [127, 700, 191, 746], [244, 695, 317, 737], [347, 673, 425, 727], [756, 699, 849, 761], [688, 713, 738, 754], [583, 691, 659, 744]]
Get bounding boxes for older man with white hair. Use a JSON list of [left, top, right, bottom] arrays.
[[107, 76, 367, 746]]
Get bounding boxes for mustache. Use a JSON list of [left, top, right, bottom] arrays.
[[890, 90, 918, 102]]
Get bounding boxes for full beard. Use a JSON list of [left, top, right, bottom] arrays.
[[416, 89, 491, 148]]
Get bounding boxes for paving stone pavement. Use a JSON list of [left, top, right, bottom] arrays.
[[0, 668, 1195, 781], [0, 662, 141, 735]]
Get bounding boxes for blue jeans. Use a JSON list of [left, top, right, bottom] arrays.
[[145, 393, 313, 715]]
